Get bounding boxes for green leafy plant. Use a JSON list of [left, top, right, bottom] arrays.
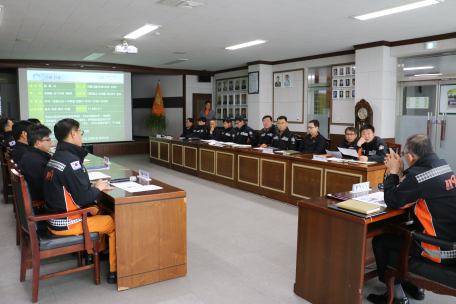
[[145, 114, 169, 136]]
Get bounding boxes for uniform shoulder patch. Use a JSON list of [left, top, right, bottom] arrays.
[[70, 160, 82, 171], [291, 137, 296, 142], [249, 131, 253, 135], [9, 141, 16, 146], [379, 145, 384, 150]]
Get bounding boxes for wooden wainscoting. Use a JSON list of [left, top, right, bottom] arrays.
[[215, 151, 235, 180], [199, 149, 215, 175], [184, 146, 198, 171], [291, 164, 323, 200], [260, 158, 287, 193], [172, 145, 184, 166], [93, 141, 149, 157], [324, 169, 363, 195], [159, 142, 169, 163], [237, 155, 259, 186]]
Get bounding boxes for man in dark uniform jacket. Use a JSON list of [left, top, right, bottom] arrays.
[[337, 126, 360, 158], [234, 115, 257, 146], [271, 116, 297, 150], [191, 117, 208, 139], [299, 120, 326, 154], [18, 124, 52, 202], [357, 124, 387, 162], [180, 118, 195, 139], [10, 120, 34, 164], [43, 119, 117, 284], [0, 117, 16, 148], [207, 118, 221, 140], [368, 134, 456, 304], [221, 118, 236, 142], [258, 115, 276, 147]]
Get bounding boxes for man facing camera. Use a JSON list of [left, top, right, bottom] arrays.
[[43, 119, 117, 284], [357, 124, 387, 162], [207, 118, 221, 140], [299, 120, 326, 154], [234, 115, 257, 146], [272, 116, 297, 150], [191, 117, 208, 139], [10, 120, 34, 164], [221, 118, 236, 142], [180, 118, 195, 139], [337, 126, 360, 158], [258, 115, 276, 147]]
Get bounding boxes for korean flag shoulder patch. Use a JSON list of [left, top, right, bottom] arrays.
[[70, 160, 82, 171]]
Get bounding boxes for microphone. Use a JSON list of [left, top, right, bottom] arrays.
[[377, 168, 387, 189], [108, 176, 137, 184]]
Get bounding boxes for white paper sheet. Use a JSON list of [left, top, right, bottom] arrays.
[[337, 147, 360, 158], [347, 160, 378, 164], [327, 157, 344, 162], [124, 185, 163, 193], [88, 172, 111, 181], [110, 181, 140, 189], [352, 192, 386, 207]]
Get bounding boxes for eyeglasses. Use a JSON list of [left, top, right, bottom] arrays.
[[401, 151, 409, 157], [40, 138, 52, 142], [345, 133, 356, 136], [79, 130, 84, 136], [307, 126, 315, 129]]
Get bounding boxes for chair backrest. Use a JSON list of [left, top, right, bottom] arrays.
[[325, 139, 332, 151], [385, 141, 401, 156], [0, 142, 8, 177], [10, 169, 36, 233]]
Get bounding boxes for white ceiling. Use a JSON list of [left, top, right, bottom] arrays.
[[0, 0, 455, 71]]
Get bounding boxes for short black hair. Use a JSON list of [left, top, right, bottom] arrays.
[[0, 118, 11, 133], [10, 117, 19, 123], [12, 121, 34, 141], [187, 118, 194, 123], [277, 115, 287, 122], [209, 118, 216, 123], [198, 117, 206, 123], [54, 118, 80, 141], [405, 134, 434, 159], [27, 124, 52, 146], [205, 100, 211, 105], [360, 124, 375, 133], [309, 120, 319, 128], [27, 118, 41, 124], [262, 115, 272, 121], [223, 118, 232, 124], [235, 115, 245, 122], [345, 127, 357, 134]]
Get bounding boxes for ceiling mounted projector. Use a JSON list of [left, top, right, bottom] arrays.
[[113, 40, 138, 54]]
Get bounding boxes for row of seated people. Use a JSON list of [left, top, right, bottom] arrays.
[[180, 114, 387, 162], [0, 117, 117, 284]]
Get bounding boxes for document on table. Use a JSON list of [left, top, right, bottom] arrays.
[[110, 181, 163, 193], [337, 147, 360, 158], [352, 192, 386, 207], [325, 150, 342, 158], [327, 157, 344, 162], [88, 172, 111, 181], [347, 160, 377, 164]]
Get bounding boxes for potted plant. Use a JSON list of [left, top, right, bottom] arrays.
[[145, 113, 169, 136]]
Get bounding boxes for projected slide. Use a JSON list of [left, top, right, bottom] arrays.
[[25, 70, 129, 142]]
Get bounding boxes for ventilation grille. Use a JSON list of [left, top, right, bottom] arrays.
[[161, 58, 188, 65]]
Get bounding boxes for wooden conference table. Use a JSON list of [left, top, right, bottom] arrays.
[[149, 137, 387, 205], [86, 155, 187, 291], [294, 187, 409, 304]]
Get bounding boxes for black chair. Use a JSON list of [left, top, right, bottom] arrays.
[[0, 142, 11, 202], [11, 168, 101, 303], [384, 224, 456, 304], [325, 138, 332, 151], [385, 141, 401, 156]]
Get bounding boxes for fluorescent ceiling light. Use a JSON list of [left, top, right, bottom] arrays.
[[124, 24, 161, 39], [162, 58, 188, 65], [225, 40, 268, 50], [353, 0, 444, 20], [414, 73, 442, 76], [0, 6, 3, 26], [83, 53, 105, 61], [404, 66, 434, 70]]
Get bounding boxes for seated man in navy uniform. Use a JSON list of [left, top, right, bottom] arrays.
[[180, 118, 195, 139], [337, 126, 360, 158], [357, 124, 387, 162], [234, 115, 257, 146], [367, 134, 456, 304], [10, 120, 34, 164], [207, 118, 221, 140], [221, 118, 236, 142], [0, 117, 15, 149], [299, 120, 326, 154], [271, 116, 297, 150], [191, 117, 208, 139], [258, 115, 276, 147]]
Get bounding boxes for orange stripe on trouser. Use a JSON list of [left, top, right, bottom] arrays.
[[49, 215, 117, 272]]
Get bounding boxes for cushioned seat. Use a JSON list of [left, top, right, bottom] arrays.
[[38, 228, 100, 251], [388, 251, 456, 289]]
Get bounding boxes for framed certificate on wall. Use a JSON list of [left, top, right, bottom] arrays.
[[248, 72, 259, 94]]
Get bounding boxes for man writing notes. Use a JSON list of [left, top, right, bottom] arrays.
[[43, 119, 117, 284], [299, 120, 326, 154], [180, 118, 195, 139], [10, 120, 34, 164], [207, 118, 221, 140], [191, 117, 208, 139], [258, 115, 276, 147], [357, 124, 387, 162], [221, 118, 236, 142], [234, 115, 257, 146], [271, 116, 297, 150], [367, 134, 456, 304]]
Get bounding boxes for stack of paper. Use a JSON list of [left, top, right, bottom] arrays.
[[88, 172, 111, 181], [110, 181, 163, 193]]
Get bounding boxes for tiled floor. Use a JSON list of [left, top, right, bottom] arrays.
[[1, 153, 453, 303]]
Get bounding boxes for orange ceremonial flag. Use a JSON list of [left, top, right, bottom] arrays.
[[152, 83, 165, 115]]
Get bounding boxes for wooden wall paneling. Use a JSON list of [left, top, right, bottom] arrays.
[[260, 158, 287, 193], [216, 151, 235, 180], [324, 169, 363, 195], [172, 145, 183, 166], [184, 146, 198, 170], [199, 148, 215, 175], [291, 164, 323, 199], [150, 141, 159, 159], [159, 142, 170, 163], [237, 155, 259, 186]]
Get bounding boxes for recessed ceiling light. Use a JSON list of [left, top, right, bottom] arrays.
[[225, 40, 268, 50], [404, 66, 434, 70], [16, 38, 33, 42], [353, 0, 444, 20], [124, 24, 161, 39], [414, 73, 442, 76], [83, 53, 105, 61]]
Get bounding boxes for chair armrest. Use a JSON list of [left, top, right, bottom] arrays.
[[27, 206, 98, 222], [412, 232, 456, 251]]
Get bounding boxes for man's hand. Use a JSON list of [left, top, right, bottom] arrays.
[[384, 148, 404, 177], [102, 186, 114, 193], [94, 179, 109, 192], [358, 155, 368, 162], [210, 126, 215, 134], [357, 137, 366, 147], [260, 144, 268, 148]]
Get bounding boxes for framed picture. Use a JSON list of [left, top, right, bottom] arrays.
[[248, 72, 259, 94], [339, 90, 344, 99], [217, 82, 222, 93], [339, 66, 344, 76], [234, 94, 240, 105], [345, 78, 350, 87], [235, 108, 240, 116], [332, 79, 338, 88], [274, 73, 283, 88], [351, 78, 356, 87], [339, 79, 344, 87], [240, 77, 248, 90], [283, 73, 292, 87], [228, 80, 234, 91], [228, 95, 234, 105], [217, 95, 222, 105], [222, 108, 227, 118], [223, 81, 228, 92], [352, 66, 356, 75], [333, 90, 338, 99], [241, 93, 247, 105], [345, 90, 351, 99], [345, 66, 351, 76], [234, 79, 240, 91], [352, 90, 355, 98], [223, 95, 227, 105], [333, 67, 338, 77], [228, 107, 234, 118], [241, 107, 247, 119], [217, 108, 222, 119]]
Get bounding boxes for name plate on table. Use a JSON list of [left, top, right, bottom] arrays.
[[312, 155, 327, 162], [166, 136, 173, 139], [262, 148, 274, 154], [350, 181, 372, 193], [103, 156, 111, 165], [138, 170, 152, 181], [156, 134, 162, 138]]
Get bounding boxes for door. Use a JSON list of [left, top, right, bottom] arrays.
[[193, 93, 212, 125]]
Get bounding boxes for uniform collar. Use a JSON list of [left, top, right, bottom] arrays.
[[224, 126, 232, 131], [278, 127, 289, 136], [308, 132, 319, 139], [29, 146, 51, 160], [411, 153, 439, 168], [197, 125, 206, 130], [56, 141, 88, 162], [240, 124, 247, 131], [3, 131, 13, 138], [15, 142, 29, 148]]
